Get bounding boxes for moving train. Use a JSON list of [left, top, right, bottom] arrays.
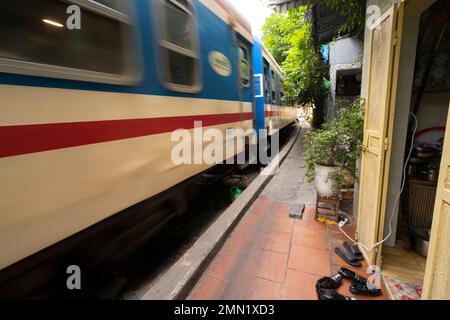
[[0, 0, 297, 296]]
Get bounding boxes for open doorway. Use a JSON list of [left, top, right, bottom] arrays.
[[381, 0, 450, 300]]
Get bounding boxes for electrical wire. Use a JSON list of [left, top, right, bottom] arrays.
[[338, 112, 418, 253]]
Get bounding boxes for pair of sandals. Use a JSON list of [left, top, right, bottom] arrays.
[[335, 241, 364, 267], [316, 267, 382, 300]]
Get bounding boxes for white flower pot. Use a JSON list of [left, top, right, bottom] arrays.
[[314, 165, 340, 197]]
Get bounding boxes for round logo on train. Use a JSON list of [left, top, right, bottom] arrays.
[[208, 51, 232, 77]]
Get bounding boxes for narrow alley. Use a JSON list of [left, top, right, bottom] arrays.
[[188, 124, 387, 300]]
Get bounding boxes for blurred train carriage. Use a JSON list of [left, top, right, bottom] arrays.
[[0, 0, 296, 297]]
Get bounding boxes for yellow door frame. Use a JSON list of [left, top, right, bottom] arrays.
[[357, 3, 404, 266], [374, 3, 405, 266], [422, 102, 450, 299], [358, 0, 437, 268]]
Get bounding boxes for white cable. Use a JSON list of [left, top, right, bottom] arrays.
[[338, 112, 418, 253]]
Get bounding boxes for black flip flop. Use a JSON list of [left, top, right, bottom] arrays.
[[338, 267, 367, 282], [343, 241, 364, 261], [334, 247, 362, 267], [317, 288, 357, 301], [350, 280, 382, 297], [316, 274, 343, 290]]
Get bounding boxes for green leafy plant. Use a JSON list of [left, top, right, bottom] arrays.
[[262, 7, 328, 109], [303, 98, 365, 195], [262, 1, 365, 127], [262, 7, 306, 64]]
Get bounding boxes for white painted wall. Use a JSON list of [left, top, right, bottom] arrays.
[[326, 37, 363, 119], [329, 37, 363, 66], [416, 92, 450, 131]]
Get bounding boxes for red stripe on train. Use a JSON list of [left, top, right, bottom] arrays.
[[265, 111, 282, 117], [0, 112, 254, 158]]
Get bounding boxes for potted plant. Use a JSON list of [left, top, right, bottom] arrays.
[[303, 99, 364, 197]]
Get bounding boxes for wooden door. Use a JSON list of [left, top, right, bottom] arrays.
[[422, 102, 450, 299], [357, 4, 404, 265]]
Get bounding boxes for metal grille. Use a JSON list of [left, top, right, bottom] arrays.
[[408, 181, 437, 228]]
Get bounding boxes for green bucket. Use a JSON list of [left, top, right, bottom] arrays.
[[230, 186, 244, 202]]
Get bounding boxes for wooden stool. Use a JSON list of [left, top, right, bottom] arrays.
[[315, 193, 340, 221]]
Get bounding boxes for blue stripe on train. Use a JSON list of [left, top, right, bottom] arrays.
[[0, 0, 253, 103]]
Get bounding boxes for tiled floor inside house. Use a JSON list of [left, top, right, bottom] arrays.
[[381, 243, 426, 300], [382, 244, 426, 284]]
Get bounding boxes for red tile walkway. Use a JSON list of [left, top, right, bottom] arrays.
[[188, 196, 388, 300]]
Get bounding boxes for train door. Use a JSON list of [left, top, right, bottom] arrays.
[[229, 19, 252, 121], [252, 39, 266, 137], [237, 40, 251, 118], [263, 60, 270, 105], [270, 69, 276, 105]]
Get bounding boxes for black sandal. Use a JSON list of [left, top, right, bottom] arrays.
[[349, 280, 382, 297], [334, 247, 362, 267], [317, 288, 357, 300], [343, 241, 364, 261], [316, 274, 343, 290], [338, 267, 367, 282]]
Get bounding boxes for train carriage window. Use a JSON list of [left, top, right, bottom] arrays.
[[271, 70, 276, 103], [158, 0, 200, 92], [276, 76, 280, 105], [263, 60, 269, 104], [239, 45, 250, 87], [0, 0, 138, 85], [280, 81, 285, 105]]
